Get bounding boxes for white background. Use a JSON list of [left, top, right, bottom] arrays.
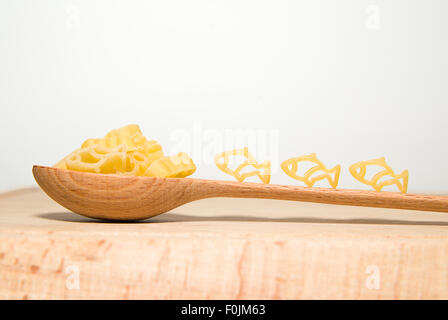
[[1, 0, 447, 193]]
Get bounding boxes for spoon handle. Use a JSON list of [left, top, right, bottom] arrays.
[[197, 180, 448, 213]]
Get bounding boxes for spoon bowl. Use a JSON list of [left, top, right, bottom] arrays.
[[33, 165, 448, 221]]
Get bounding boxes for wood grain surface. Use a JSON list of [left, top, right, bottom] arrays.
[[1, 188, 448, 299]]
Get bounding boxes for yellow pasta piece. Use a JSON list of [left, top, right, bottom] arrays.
[[281, 153, 341, 188], [214, 147, 271, 184], [145, 152, 196, 178], [54, 148, 80, 170], [81, 124, 150, 150], [53, 124, 195, 178], [65, 144, 128, 174], [121, 150, 164, 176], [349, 157, 408, 193]]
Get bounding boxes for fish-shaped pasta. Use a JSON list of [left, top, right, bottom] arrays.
[[214, 147, 271, 184], [281, 153, 341, 188], [349, 157, 408, 193]]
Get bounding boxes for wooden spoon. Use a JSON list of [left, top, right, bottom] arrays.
[[32, 165, 448, 221]]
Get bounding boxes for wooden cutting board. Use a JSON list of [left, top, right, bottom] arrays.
[[1, 187, 448, 299]]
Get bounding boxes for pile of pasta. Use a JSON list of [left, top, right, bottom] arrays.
[[54, 124, 196, 178]]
